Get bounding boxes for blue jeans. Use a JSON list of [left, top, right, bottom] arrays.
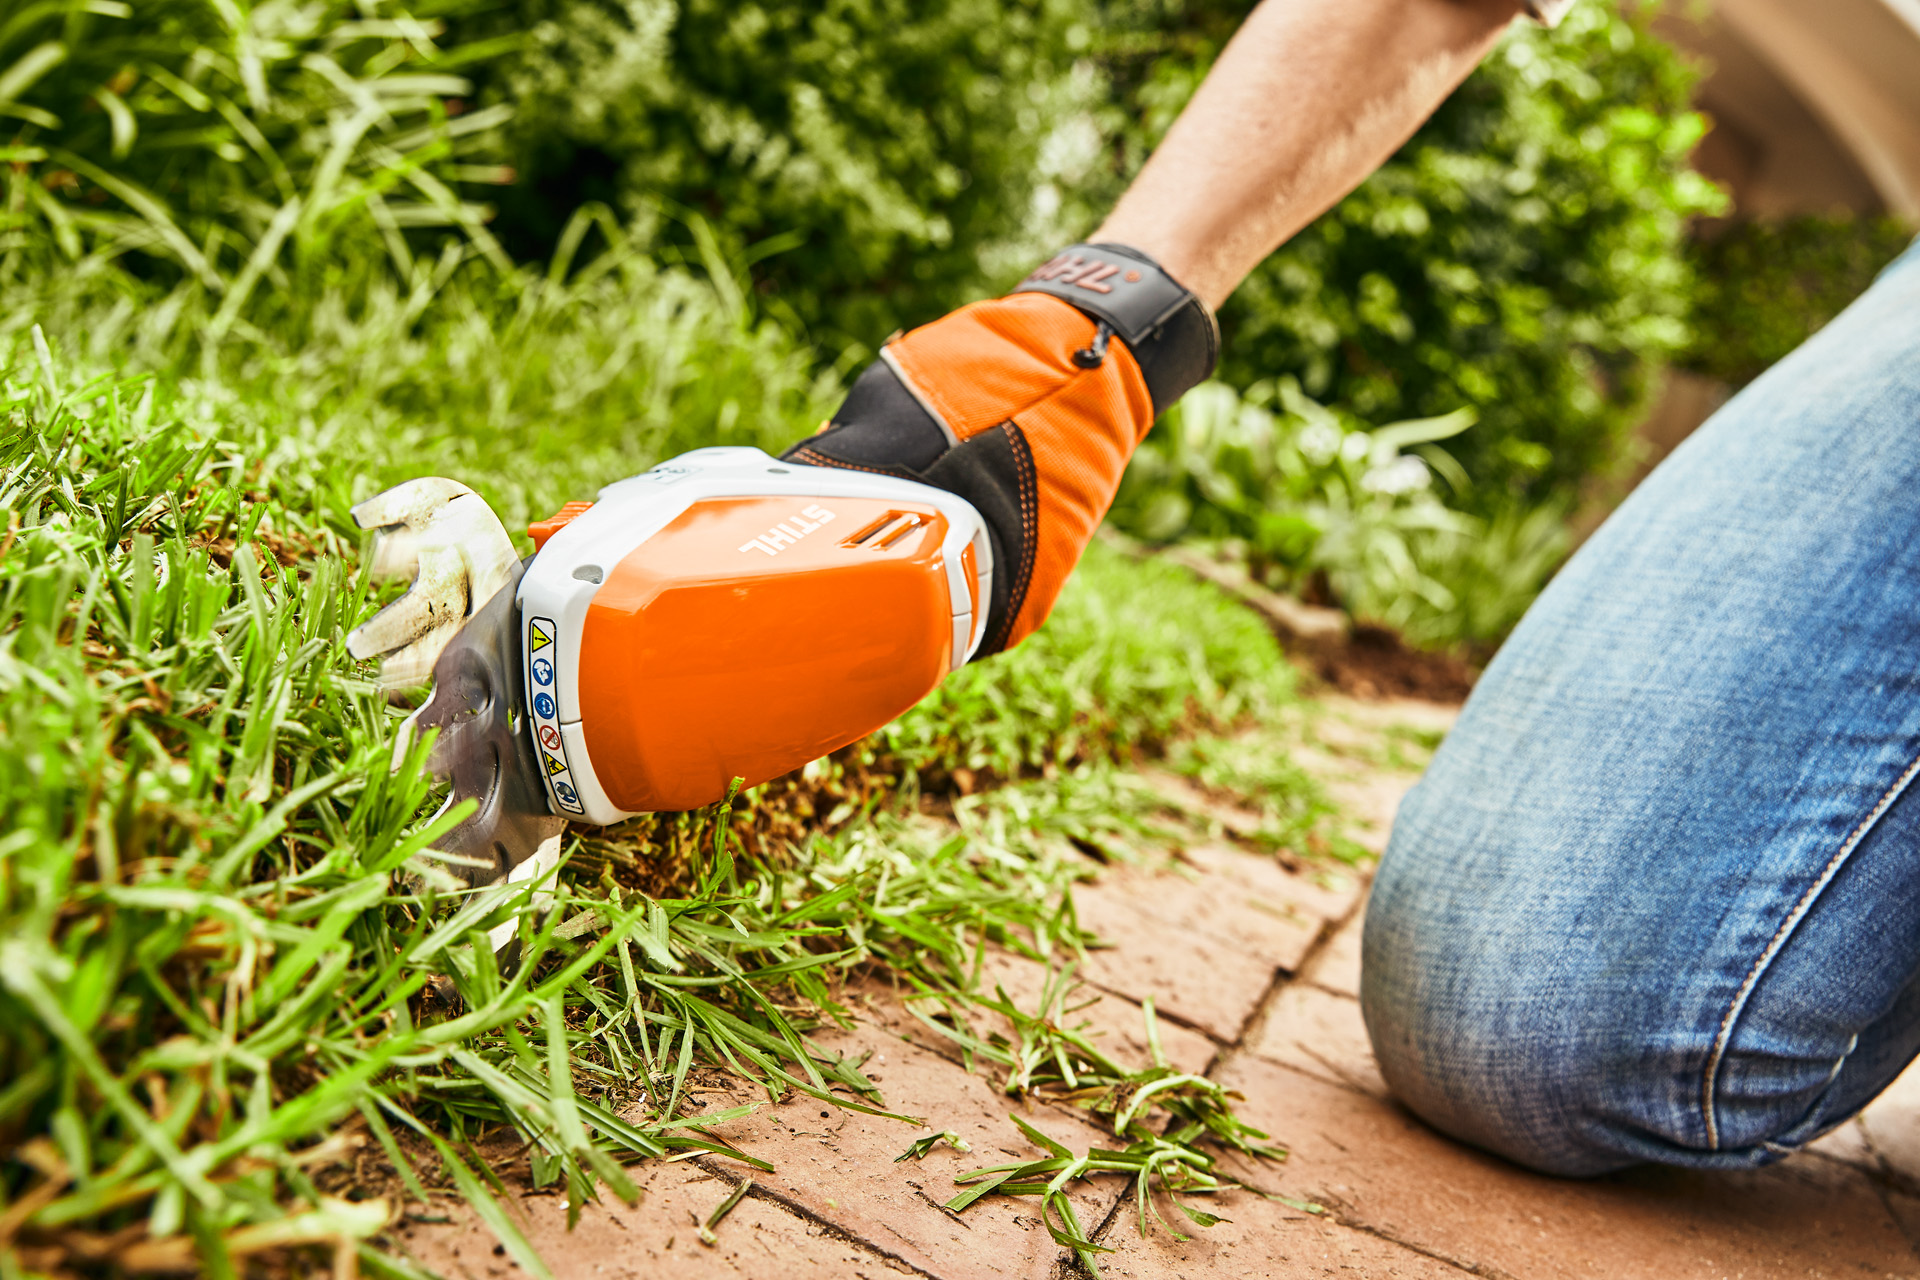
[[1361, 237, 1920, 1176]]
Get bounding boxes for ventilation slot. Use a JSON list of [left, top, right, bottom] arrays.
[[842, 511, 923, 549]]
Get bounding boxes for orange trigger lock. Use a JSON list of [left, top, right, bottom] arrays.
[[529, 501, 594, 551]]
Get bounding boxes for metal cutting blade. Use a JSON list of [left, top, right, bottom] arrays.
[[408, 557, 566, 884], [347, 477, 564, 884]]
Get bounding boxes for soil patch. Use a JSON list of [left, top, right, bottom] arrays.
[[1303, 622, 1476, 703]]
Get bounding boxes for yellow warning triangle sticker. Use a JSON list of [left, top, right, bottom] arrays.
[[530, 620, 553, 652], [544, 752, 567, 776]]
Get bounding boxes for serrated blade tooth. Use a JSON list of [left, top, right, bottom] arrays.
[[366, 528, 422, 581], [350, 477, 475, 531]]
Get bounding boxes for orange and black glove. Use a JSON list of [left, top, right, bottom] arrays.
[[783, 243, 1218, 656]]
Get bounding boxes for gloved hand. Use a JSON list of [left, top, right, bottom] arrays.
[[783, 242, 1217, 656]]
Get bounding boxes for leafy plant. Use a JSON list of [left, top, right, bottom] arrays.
[[0, 0, 517, 342], [1402, 495, 1569, 650], [1115, 379, 1530, 642], [460, 0, 1101, 346], [1679, 214, 1915, 388]]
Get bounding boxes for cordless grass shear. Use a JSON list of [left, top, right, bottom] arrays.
[[345, 242, 1217, 886], [347, 449, 993, 883]]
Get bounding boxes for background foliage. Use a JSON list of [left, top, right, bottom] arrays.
[[462, 0, 1099, 346], [459, 0, 1723, 519], [1109, 380, 1568, 650], [0, 0, 518, 342], [5, 1, 1721, 525], [1677, 213, 1914, 388]]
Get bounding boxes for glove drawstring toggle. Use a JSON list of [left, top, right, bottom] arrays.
[[1072, 320, 1114, 369]]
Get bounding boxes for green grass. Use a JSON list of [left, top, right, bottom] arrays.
[[3, 210, 844, 532], [0, 325, 1335, 1276]]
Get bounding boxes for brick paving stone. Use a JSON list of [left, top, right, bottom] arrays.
[[1857, 1059, 1920, 1191], [1179, 842, 1364, 933], [1210, 1053, 1920, 1280], [399, 1159, 912, 1279], [1807, 1114, 1879, 1173], [1071, 879, 1272, 1043], [1299, 908, 1363, 999], [848, 949, 1219, 1080], [1072, 844, 1361, 1042], [684, 1022, 1118, 1280], [1244, 983, 1386, 1100], [1090, 1192, 1465, 1279]]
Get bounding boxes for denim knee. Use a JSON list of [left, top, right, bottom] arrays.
[[1353, 244, 1920, 1176], [1361, 731, 1920, 1178], [1359, 856, 1688, 1177]]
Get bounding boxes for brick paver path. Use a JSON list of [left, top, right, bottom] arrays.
[[406, 698, 1920, 1279]]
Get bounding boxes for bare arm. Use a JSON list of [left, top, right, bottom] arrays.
[[1096, 0, 1529, 309]]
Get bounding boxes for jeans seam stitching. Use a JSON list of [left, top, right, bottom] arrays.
[[1699, 749, 1920, 1149]]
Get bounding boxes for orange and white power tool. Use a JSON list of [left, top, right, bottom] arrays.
[[350, 242, 1219, 883], [348, 447, 992, 880]]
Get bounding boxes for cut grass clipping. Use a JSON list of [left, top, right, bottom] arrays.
[[1, 336, 1333, 1275]]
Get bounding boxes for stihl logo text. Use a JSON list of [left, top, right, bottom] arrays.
[[1025, 254, 1143, 295], [740, 505, 836, 556]]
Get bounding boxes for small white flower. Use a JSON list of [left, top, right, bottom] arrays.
[[1296, 421, 1343, 466], [1361, 455, 1432, 495]]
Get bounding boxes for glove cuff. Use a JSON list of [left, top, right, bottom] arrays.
[[1008, 242, 1219, 416]]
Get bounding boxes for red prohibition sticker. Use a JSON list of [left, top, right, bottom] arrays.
[[538, 725, 562, 751]]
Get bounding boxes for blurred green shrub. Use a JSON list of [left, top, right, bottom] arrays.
[[1088, 2, 1723, 515], [460, 0, 1096, 346], [1679, 214, 1914, 388], [1110, 380, 1567, 649]]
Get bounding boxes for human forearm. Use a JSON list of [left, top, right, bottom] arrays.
[[1095, 0, 1527, 309]]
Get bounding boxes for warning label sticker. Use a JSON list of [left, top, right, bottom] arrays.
[[527, 615, 584, 814]]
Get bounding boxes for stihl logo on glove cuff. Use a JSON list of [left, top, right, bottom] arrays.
[[1024, 253, 1144, 295], [738, 504, 836, 557]]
